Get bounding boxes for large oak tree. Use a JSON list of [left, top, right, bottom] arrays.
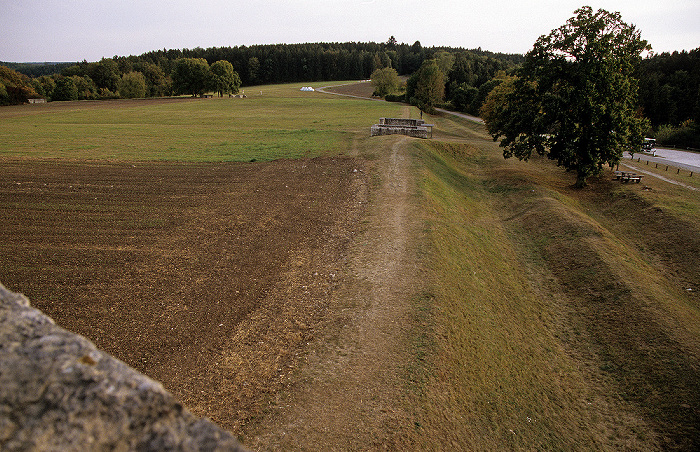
[[484, 7, 650, 187]]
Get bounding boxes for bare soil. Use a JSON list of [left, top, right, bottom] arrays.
[[319, 81, 376, 99], [0, 137, 422, 449], [246, 136, 423, 450], [6, 97, 697, 450], [0, 157, 366, 433]]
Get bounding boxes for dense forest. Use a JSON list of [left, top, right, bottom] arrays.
[[1, 40, 521, 100], [1, 40, 698, 147], [0, 39, 521, 124]]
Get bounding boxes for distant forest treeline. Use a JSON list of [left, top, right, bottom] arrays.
[[1, 40, 523, 118], [143, 42, 524, 85], [637, 49, 700, 127], [4, 41, 523, 83], [1, 41, 699, 146]]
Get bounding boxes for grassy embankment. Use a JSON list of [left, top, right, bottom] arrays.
[[412, 112, 700, 450]]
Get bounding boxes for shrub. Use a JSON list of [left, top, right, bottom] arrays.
[[118, 72, 147, 98], [655, 121, 700, 149], [385, 93, 406, 103]]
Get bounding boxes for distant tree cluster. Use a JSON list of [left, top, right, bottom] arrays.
[[57, 58, 172, 99], [0, 65, 39, 105], [1, 40, 522, 105], [374, 46, 520, 115], [5, 58, 174, 102], [1, 62, 75, 78], [0, 56, 243, 103]]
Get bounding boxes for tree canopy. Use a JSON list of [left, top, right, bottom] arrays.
[[171, 58, 212, 97], [52, 76, 79, 101], [406, 59, 445, 112], [483, 7, 650, 187], [370, 67, 401, 97], [118, 71, 146, 98], [210, 60, 241, 97], [0, 66, 38, 105]]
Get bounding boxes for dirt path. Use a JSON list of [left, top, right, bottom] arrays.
[[247, 134, 423, 450], [315, 82, 383, 101]]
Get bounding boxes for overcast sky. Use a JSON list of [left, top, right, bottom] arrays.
[[1, 0, 698, 62]]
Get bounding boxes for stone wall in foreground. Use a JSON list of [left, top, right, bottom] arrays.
[[0, 283, 248, 452]]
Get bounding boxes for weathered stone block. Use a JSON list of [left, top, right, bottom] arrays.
[[0, 283, 248, 452]]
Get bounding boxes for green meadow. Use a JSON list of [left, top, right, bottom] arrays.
[[0, 82, 400, 162]]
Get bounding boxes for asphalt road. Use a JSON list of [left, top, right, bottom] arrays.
[[627, 148, 700, 173]]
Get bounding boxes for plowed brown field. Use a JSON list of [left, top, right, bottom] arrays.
[[0, 156, 370, 435]]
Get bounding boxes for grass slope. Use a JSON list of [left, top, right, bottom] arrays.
[[412, 115, 700, 450]]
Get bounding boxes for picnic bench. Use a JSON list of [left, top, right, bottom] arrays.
[[613, 171, 643, 183]]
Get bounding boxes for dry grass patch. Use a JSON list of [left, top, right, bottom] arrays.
[[412, 141, 654, 450], [486, 157, 700, 450]]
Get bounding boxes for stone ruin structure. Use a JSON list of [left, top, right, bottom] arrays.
[[0, 283, 248, 451], [370, 118, 434, 139]]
